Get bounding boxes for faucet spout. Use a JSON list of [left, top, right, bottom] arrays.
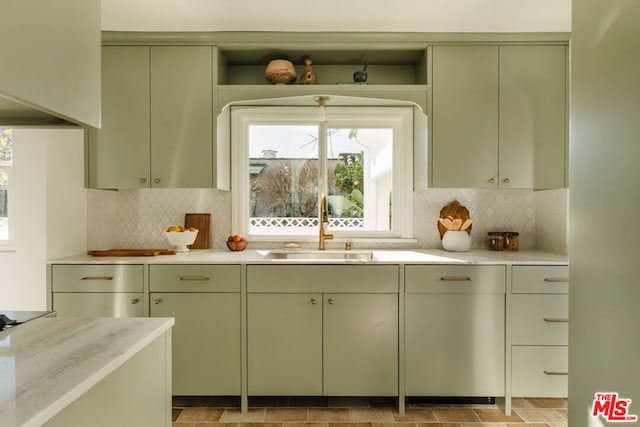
[[319, 194, 333, 250]]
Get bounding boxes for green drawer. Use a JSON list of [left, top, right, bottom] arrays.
[[51, 264, 144, 292], [511, 294, 569, 345], [512, 265, 569, 294], [149, 264, 241, 292], [405, 265, 505, 293], [247, 265, 399, 293]]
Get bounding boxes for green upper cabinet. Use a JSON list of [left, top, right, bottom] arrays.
[[88, 45, 215, 189], [150, 46, 213, 188], [499, 45, 567, 190], [431, 44, 567, 189], [88, 46, 150, 189], [431, 46, 499, 189]]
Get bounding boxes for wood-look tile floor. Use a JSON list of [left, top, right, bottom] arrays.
[[172, 397, 568, 427]]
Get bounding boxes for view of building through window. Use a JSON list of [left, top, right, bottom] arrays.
[[248, 124, 393, 236], [0, 128, 13, 241]]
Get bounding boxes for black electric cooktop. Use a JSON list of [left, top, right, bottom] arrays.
[[0, 311, 55, 331]]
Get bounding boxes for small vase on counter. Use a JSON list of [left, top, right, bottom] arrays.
[[441, 230, 472, 252]]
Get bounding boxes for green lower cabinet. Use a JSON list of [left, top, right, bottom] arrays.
[[247, 292, 398, 396], [52, 293, 145, 318], [405, 293, 505, 396], [247, 293, 323, 395], [150, 293, 241, 395], [323, 293, 398, 396]]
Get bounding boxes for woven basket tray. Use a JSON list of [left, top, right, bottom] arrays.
[[437, 200, 472, 239]]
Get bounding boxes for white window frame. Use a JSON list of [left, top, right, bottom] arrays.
[[0, 128, 14, 249], [231, 106, 413, 242]]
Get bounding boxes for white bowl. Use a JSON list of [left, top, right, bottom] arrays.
[[165, 230, 198, 252]]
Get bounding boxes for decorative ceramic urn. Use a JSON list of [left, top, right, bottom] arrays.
[[265, 59, 297, 85]]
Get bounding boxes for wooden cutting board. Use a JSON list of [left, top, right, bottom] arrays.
[[185, 213, 211, 249], [88, 249, 177, 257]]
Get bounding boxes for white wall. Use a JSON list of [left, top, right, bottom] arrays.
[[0, 128, 85, 310], [101, 0, 571, 33]]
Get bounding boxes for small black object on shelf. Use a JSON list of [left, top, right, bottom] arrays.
[[353, 61, 368, 83]]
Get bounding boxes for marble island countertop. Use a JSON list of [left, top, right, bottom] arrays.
[[0, 317, 174, 427], [49, 248, 568, 265]]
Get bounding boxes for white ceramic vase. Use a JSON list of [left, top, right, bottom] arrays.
[[441, 230, 472, 252]]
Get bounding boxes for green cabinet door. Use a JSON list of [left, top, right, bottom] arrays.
[[405, 293, 505, 396], [150, 46, 213, 188], [247, 293, 323, 395], [499, 45, 567, 189], [323, 293, 398, 396], [88, 46, 150, 189], [52, 292, 145, 318], [150, 292, 241, 395], [432, 45, 499, 188]]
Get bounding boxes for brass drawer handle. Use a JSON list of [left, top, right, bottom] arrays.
[[543, 318, 569, 323], [502, 177, 510, 184], [328, 298, 335, 305], [139, 177, 147, 184], [154, 178, 161, 184], [544, 370, 568, 376], [153, 299, 162, 305], [488, 177, 496, 184], [544, 277, 569, 283], [440, 276, 472, 282], [178, 276, 210, 281], [81, 276, 114, 281], [310, 298, 318, 305], [131, 298, 140, 304]]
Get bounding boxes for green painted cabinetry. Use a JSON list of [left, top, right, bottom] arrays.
[[149, 264, 241, 395], [50, 264, 146, 318], [247, 293, 323, 395], [88, 46, 150, 189], [509, 265, 568, 399], [405, 265, 506, 396], [88, 46, 214, 189], [499, 46, 567, 189], [432, 45, 499, 189], [431, 45, 567, 189], [246, 265, 399, 396]]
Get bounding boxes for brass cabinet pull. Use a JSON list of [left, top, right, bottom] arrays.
[[310, 298, 318, 305], [543, 318, 569, 323], [139, 178, 147, 184], [488, 178, 496, 184], [154, 178, 161, 184], [178, 276, 210, 281], [81, 276, 114, 281], [502, 177, 510, 184], [131, 298, 140, 304], [328, 298, 335, 305], [544, 370, 569, 376], [153, 299, 162, 305], [440, 276, 472, 282], [544, 277, 569, 283]]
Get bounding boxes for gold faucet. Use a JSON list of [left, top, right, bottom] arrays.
[[319, 194, 333, 250]]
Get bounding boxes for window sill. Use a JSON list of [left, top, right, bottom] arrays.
[[0, 244, 16, 253]]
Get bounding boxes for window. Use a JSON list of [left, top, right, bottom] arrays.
[[0, 128, 13, 242], [232, 106, 413, 240]]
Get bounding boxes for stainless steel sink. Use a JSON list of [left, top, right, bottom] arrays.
[[263, 250, 373, 261]]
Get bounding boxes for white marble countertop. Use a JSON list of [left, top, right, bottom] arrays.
[[0, 317, 174, 427], [49, 248, 568, 265]]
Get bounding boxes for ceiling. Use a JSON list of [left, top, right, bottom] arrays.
[[101, 0, 572, 33]]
